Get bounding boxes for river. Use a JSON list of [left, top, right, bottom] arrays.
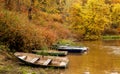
[[60, 41, 120, 74]]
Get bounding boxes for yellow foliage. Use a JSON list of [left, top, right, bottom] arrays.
[[112, 0, 120, 3], [68, 0, 111, 40], [111, 3, 120, 28]]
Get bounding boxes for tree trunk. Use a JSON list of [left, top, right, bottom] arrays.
[[28, 0, 34, 20]]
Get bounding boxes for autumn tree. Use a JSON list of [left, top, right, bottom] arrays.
[[111, 4, 120, 28], [68, 2, 85, 40], [84, 0, 111, 40], [68, 0, 111, 40], [111, 0, 120, 3]]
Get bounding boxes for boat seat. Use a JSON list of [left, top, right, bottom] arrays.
[[43, 59, 52, 65], [60, 61, 66, 66], [30, 57, 39, 63], [18, 56, 27, 60]]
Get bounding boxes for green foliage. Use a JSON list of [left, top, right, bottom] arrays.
[[102, 35, 120, 40], [57, 39, 75, 45]]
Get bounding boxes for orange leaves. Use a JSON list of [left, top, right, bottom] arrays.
[[117, 28, 120, 33], [112, 0, 120, 3], [41, 28, 57, 46], [44, 22, 71, 39], [0, 9, 71, 51], [0, 0, 72, 51]]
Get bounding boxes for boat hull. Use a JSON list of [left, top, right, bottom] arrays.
[[57, 46, 88, 53], [32, 50, 68, 56], [18, 58, 67, 68], [58, 49, 87, 53], [14, 52, 69, 68]]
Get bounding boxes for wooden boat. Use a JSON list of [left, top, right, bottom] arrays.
[[14, 52, 69, 68], [32, 50, 68, 56], [57, 45, 88, 53]]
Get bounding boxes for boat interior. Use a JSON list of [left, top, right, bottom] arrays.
[[15, 53, 67, 66]]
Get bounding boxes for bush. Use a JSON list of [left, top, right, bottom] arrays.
[[0, 9, 71, 52], [0, 10, 57, 52], [103, 28, 119, 35], [43, 22, 71, 39]]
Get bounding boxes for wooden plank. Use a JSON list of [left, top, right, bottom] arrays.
[[43, 59, 52, 65], [30, 58, 39, 63], [60, 62, 66, 66], [18, 56, 26, 60]]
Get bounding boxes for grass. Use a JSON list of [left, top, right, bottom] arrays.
[[57, 39, 85, 47], [0, 45, 63, 74], [51, 39, 85, 50], [56, 39, 76, 45], [102, 35, 120, 40], [34, 50, 66, 56], [0, 54, 49, 74], [0, 64, 47, 74]]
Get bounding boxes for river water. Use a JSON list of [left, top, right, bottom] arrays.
[[61, 41, 120, 74]]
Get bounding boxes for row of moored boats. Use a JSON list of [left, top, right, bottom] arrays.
[[14, 45, 88, 68]]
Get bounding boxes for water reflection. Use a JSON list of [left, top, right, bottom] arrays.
[[102, 40, 120, 46], [104, 46, 120, 55], [62, 41, 120, 74]]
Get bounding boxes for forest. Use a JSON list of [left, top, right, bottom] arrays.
[[0, 0, 120, 74], [0, 0, 120, 51]]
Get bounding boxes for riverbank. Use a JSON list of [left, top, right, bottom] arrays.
[[1, 40, 120, 74], [0, 45, 64, 74], [0, 52, 64, 74], [102, 35, 120, 40]]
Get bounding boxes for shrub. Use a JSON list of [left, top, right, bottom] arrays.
[[44, 22, 71, 39], [103, 28, 119, 35], [0, 10, 58, 52], [0, 9, 71, 52], [40, 27, 58, 46]]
